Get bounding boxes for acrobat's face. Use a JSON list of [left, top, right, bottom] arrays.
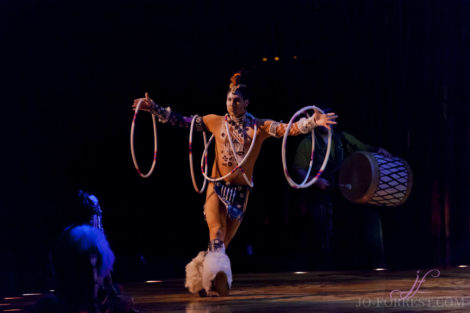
[[226, 92, 249, 118]]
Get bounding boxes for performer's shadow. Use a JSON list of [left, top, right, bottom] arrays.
[[185, 301, 232, 313]]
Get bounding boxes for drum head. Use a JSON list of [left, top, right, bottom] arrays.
[[339, 152, 380, 204]]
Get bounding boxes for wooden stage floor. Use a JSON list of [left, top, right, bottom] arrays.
[[4, 268, 470, 312]]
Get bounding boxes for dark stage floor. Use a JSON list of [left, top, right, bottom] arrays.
[[3, 268, 470, 312]]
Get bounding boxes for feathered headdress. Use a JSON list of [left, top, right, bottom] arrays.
[[229, 72, 247, 93]]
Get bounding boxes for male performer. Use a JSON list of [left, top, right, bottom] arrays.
[[133, 71, 338, 296]]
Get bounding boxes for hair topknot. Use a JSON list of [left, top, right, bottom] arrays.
[[228, 70, 250, 98]]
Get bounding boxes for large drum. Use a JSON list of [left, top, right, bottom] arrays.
[[338, 152, 413, 207]]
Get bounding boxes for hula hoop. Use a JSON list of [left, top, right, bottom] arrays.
[[200, 114, 257, 187], [189, 115, 209, 194], [298, 113, 316, 185], [281, 106, 332, 189], [130, 99, 158, 178]]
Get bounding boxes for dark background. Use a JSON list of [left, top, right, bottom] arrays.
[[1, 0, 469, 295]]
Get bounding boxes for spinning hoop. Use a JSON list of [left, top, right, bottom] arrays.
[[130, 99, 158, 178], [189, 115, 209, 194], [281, 106, 332, 189], [200, 114, 257, 187]]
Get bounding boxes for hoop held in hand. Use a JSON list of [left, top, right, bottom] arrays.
[[189, 115, 209, 193], [281, 105, 332, 189], [130, 99, 158, 178]]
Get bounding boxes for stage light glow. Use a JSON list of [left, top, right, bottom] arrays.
[[3, 309, 21, 312], [457, 265, 468, 268], [373, 268, 387, 271], [274, 56, 280, 61], [262, 57, 268, 62], [145, 280, 163, 284], [0, 303, 11, 306], [49, 290, 55, 292], [3, 298, 21, 300], [22, 293, 41, 296], [293, 56, 298, 59], [294, 271, 307, 274]]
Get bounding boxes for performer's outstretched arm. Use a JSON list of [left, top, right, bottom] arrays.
[[259, 109, 338, 138], [133, 93, 207, 131]]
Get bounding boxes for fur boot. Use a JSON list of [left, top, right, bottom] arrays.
[[202, 240, 232, 296], [184, 251, 206, 294]]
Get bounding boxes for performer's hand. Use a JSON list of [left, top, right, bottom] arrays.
[[132, 92, 156, 112], [315, 177, 330, 190], [313, 108, 338, 129], [377, 147, 392, 158]]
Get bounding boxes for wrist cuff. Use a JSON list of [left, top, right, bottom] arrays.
[[297, 117, 316, 134], [150, 103, 172, 123]]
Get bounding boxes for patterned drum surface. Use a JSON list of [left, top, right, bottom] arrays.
[[339, 152, 413, 207]]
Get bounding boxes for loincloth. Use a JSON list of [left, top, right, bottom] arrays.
[[213, 181, 250, 220]]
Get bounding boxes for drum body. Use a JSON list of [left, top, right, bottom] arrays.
[[338, 152, 413, 207]]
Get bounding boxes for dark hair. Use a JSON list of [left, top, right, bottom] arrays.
[[228, 70, 250, 100]]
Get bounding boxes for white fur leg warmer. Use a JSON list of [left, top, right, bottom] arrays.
[[202, 250, 232, 293], [184, 251, 206, 294]]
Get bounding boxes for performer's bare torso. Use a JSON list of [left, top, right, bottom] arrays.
[[203, 114, 266, 185]]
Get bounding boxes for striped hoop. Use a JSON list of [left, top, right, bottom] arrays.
[[281, 105, 332, 189], [130, 99, 158, 178], [189, 115, 209, 194]]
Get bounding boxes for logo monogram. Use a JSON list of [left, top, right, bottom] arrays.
[[390, 269, 440, 300]]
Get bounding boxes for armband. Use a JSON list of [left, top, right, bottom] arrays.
[[193, 115, 204, 132], [268, 121, 281, 138]]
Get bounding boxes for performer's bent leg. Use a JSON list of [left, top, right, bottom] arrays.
[[186, 183, 233, 296], [199, 183, 234, 296], [224, 190, 250, 247], [204, 183, 228, 241]]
